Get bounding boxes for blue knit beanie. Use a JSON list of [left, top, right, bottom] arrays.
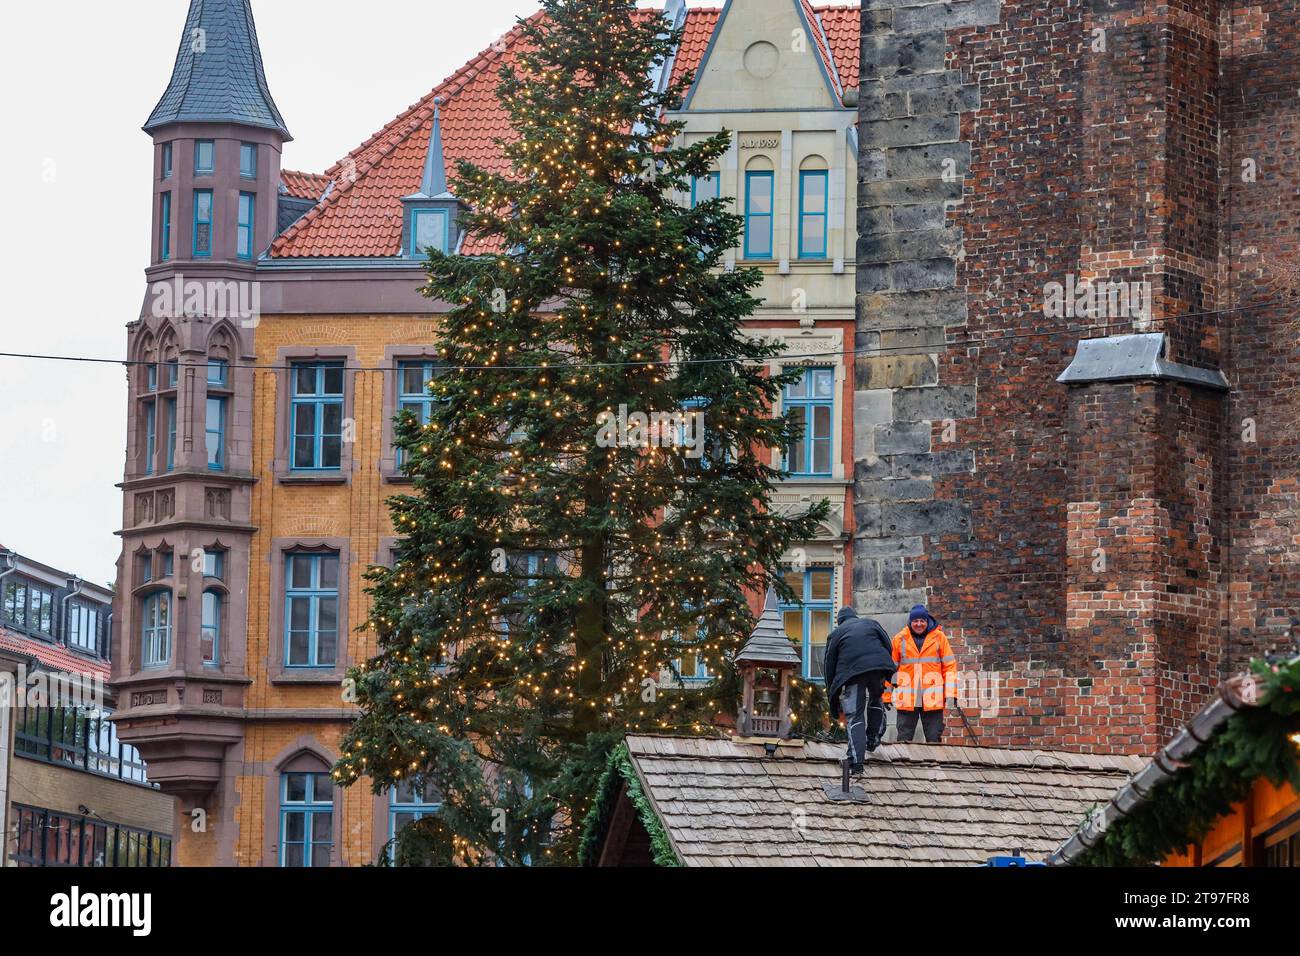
[[909, 604, 930, 623]]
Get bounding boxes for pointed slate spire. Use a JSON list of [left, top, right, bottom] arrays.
[[736, 589, 802, 666], [404, 99, 452, 200], [144, 0, 290, 139]]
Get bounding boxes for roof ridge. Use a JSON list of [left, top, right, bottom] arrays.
[[627, 734, 1143, 772], [272, 15, 539, 255]]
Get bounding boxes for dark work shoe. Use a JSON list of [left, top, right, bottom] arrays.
[[866, 736, 881, 753], [849, 764, 865, 777]]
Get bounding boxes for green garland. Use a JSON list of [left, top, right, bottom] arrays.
[[1071, 657, 1300, 867], [578, 743, 682, 867]]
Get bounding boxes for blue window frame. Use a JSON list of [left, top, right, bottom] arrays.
[[194, 140, 214, 175], [396, 360, 443, 464], [147, 364, 158, 392], [780, 568, 834, 681], [389, 782, 441, 863], [206, 397, 226, 469], [202, 548, 225, 580], [240, 142, 257, 178], [207, 359, 228, 386], [237, 192, 255, 260], [160, 550, 174, 577], [744, 171, 774, 259], [496, 552, 552, 638], [161, 143, 173, 180], [673, 605, 711, 684], [166, 360, 179, 388], [410, 208, 449, 257], [201, 590, 221, 666], [690, 172, 720, 208], [159, 192, 172, 260], [193, 189, 213, 257], [164, 397, 177, 471], [798, 169, 829, 259], [68, 602, 101, 653], [280, 772, 332, 868], [141, 591, 172, 668], [783, 367, 834, 477], [143, 401, 156, 475], [290, 362, 345, 471], [284, 552, 340, 668]]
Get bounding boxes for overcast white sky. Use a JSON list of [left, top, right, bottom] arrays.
[[0, 0, 671, 586]]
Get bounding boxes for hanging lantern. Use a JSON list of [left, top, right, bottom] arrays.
[[736, 590, 802, 740]]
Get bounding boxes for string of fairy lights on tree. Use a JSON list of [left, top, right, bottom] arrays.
[[333, 0, 826, 866]]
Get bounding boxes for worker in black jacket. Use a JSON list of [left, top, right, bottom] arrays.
[[823, 607, 897, 774]]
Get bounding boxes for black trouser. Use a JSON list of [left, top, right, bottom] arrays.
[[841, 671, 890, 768], [896, 708, 945, 743]]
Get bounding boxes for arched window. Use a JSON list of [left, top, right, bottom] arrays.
[[743, 157, 774, 260], [388, 781, 442, 864], [201, 590, 222, 666], [141, 590, 172, 668], [136, 332, 159, 476], [206, 329, 234, 470], [279, 753, 334, 867], [797, 156, 829, 259], [157, 329, 180, 472]]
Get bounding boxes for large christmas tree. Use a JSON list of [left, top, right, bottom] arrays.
[[335, 0, 827, 865]]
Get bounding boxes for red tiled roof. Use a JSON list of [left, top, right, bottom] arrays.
[[281, 169, 332, 201], [0, 625, 110, 681], [815, 5, 860, 91], [669, 7, 720, 90], [800, 0, 840, 95], [271, 4, 860, 260]]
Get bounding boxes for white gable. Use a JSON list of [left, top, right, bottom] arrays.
[[685, 0, 841, 112]]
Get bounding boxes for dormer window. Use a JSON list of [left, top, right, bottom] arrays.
[[401, 100, 462, 260], [240, 143, 257, 179], [195, 140, 215, 176], [410, 208, 449, 258]]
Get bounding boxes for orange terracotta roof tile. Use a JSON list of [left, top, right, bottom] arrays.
[[669, 7, 720, 91], [0, 625, 110, 681], [271, 4, 859, 260], [801, 0, 841, 97], [816, 5, 860, 91], [281, 169, 331, 201]]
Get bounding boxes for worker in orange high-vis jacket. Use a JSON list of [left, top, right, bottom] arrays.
[[887, 604, 958, 743]]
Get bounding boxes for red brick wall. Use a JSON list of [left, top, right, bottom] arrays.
[[858, 0, 1299, 754], [1221, 1, 1300, 665]]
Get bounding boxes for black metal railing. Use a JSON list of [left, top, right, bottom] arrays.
[[14, 705, 152, 786], [10, 804, 171, 868]]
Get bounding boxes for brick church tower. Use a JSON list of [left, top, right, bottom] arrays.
[[854, 0, 1300, 753]]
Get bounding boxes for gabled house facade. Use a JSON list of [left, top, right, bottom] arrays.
[[113, 0, 861, 867]]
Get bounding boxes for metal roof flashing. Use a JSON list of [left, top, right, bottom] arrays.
[[1057, 332, 1229, 392]]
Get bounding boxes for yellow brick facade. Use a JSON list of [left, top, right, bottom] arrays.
[[209, 313, 440, 867]]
